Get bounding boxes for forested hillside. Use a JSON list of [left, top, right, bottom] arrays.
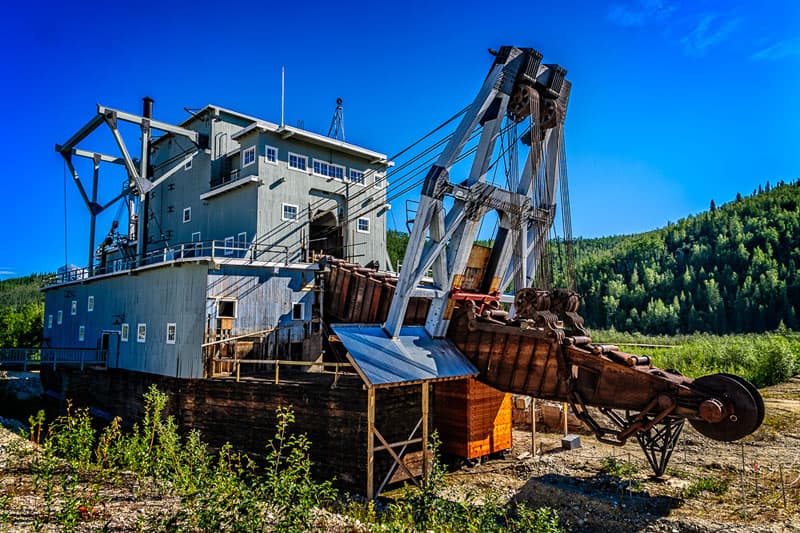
[[0, 274, 46, 347], [386, 180, 800, 335], [575, 181, 800, 334]]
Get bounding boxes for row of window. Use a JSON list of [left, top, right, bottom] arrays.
[[119, 322, 177, 344], [281, 203, 370, 233], [238, 144, 380, 188]]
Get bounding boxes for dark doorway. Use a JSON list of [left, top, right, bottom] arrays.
[[309, 211, 343, 259]]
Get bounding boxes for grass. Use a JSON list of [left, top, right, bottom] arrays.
[[4, 386, 564, 532], [591, 328, 800, 387], [599, 456, 640, 478], [684, 476, 729, 498]]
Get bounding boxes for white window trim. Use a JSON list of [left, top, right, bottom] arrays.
[[191, 232, 201, 242], [57, 310, 63, 325], [312, 159, 345, 180], [282, 203, 299, 222], [121, 323, 129, 342], [223, 236, 234, 256], [183, 207, 191, 223], [348, 168, 366, 186], [78, 325, 85, 342], [356, 217, 370, 234], [237, 232, 247, 249], [242, 146, 256, 168], [288, 152, 308, 171], [265, 145, 278, 165], [217, 299, 238, 319], [292, 302, 305, 321], [184, 158, 193, 170], [71, 300, 77, 316], [166, 323, 177, 344], [374, 173, 384, 189], [137, 323, 147, 343], [47, 315, 53, 329], [87, 296, 94, 312]]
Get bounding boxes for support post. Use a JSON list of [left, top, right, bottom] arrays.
[[137, 97, 153, 264], [88, 154, 100, 276], [367, 386, 376, 499], [531, 397, 537, 456], [563, 402, 569, 436], [421, 381, 430, 481]]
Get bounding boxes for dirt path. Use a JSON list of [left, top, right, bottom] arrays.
[[441, 377, 800, 532]]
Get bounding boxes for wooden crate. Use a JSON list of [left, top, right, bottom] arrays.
[[434, 378, 512, 459]]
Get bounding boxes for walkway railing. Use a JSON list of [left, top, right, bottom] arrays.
[[0, 348, 107, 371]]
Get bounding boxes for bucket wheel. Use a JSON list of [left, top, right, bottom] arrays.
[[688, 373, 764, 441]]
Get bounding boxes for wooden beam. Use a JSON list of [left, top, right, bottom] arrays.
[[367, 386, 375, 499], [373, 426, 419, 487], [422, 381, 430, 481]]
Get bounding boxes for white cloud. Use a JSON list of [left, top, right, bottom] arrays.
[[751, 38, 800, 61], [0, 270, 17, 276], [607, 0, 676, 27], [680, 14, 742, 56]]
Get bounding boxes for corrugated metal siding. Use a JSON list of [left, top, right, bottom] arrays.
[[43, 263, 208, 378]]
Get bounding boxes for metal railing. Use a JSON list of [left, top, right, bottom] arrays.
[[209, 168, 241, 189], [0, 347, 107, 371], [42, 239, 294, 287]]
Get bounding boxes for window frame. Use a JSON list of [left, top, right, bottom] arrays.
[[312, 159, 345, 181], [47, 314, 53, 329], [137, 323, 147, 343], [356, 217, 370, 234], [217, 299, 237, 319], [87, 295, 94, 312], [288, 152, 308, 171], [223, 236, 235, 256], [121, 323, 129, 342], [166, 323, 177, 344], [348, 168, 366, 186], [292, 302, 305, 321], [71, 300, 77, 316], [242, 146, 256, 168], [78, 325, 85, 342], [183, 207, 191, 223], [184, 158, 193, 170], [57, 310, 63, 325], [282, 203, 299, 222], [265, 145, 278, 165]]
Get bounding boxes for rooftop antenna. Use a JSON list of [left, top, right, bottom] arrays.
[[281, 66, 285, 128], [328, 97, 345, 140]]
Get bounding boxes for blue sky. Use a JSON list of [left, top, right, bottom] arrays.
[[0, 0, 798, 278]]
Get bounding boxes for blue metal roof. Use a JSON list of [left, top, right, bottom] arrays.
[[330, 324, 478, 387]]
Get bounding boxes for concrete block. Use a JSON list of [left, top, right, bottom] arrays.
[[561, 434, 582, 450]]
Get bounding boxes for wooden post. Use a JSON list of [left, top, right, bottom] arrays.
[[422, 382, 430, 481], [367, 387, 375, 499], [236, 360, 240, 382], [562, 402, 568, 436], [275, 361, 280, 384], [531, 397, 536, 456]]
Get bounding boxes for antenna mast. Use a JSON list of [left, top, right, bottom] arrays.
[[328, 98, 345, 140]]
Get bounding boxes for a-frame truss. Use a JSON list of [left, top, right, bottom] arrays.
[[383, 46, 571, 338]]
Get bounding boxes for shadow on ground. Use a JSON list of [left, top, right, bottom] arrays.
[[512, 472, 685, 532]]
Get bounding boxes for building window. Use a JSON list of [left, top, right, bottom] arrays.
[[47, 315, 53, 329], [78, 325, 85, 342], [349, 169, 365, 185], [192, 231, 202, 253], [87, 296, 94, 312], [282, 203, 298, 221], [265, 145, 278, 164], [184, 158, 193, 170], [242, 146, 256, 167], [57, 310, 63, 325], [166, 323, 177, 344], [183, 207, 191, 223], [237, 232, 247, 251], [137, 323, 147, 343], [223, 236, 234, 256], [313, 159, 344, 180], [71, 300, 77, 315], [357, 217, 370, 233], [217, 300, 237, 318], [374, 173, 383, 188], [288, 152, 307, 171], [292, 302, 304, 320], [121, 323, 129, 342]]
